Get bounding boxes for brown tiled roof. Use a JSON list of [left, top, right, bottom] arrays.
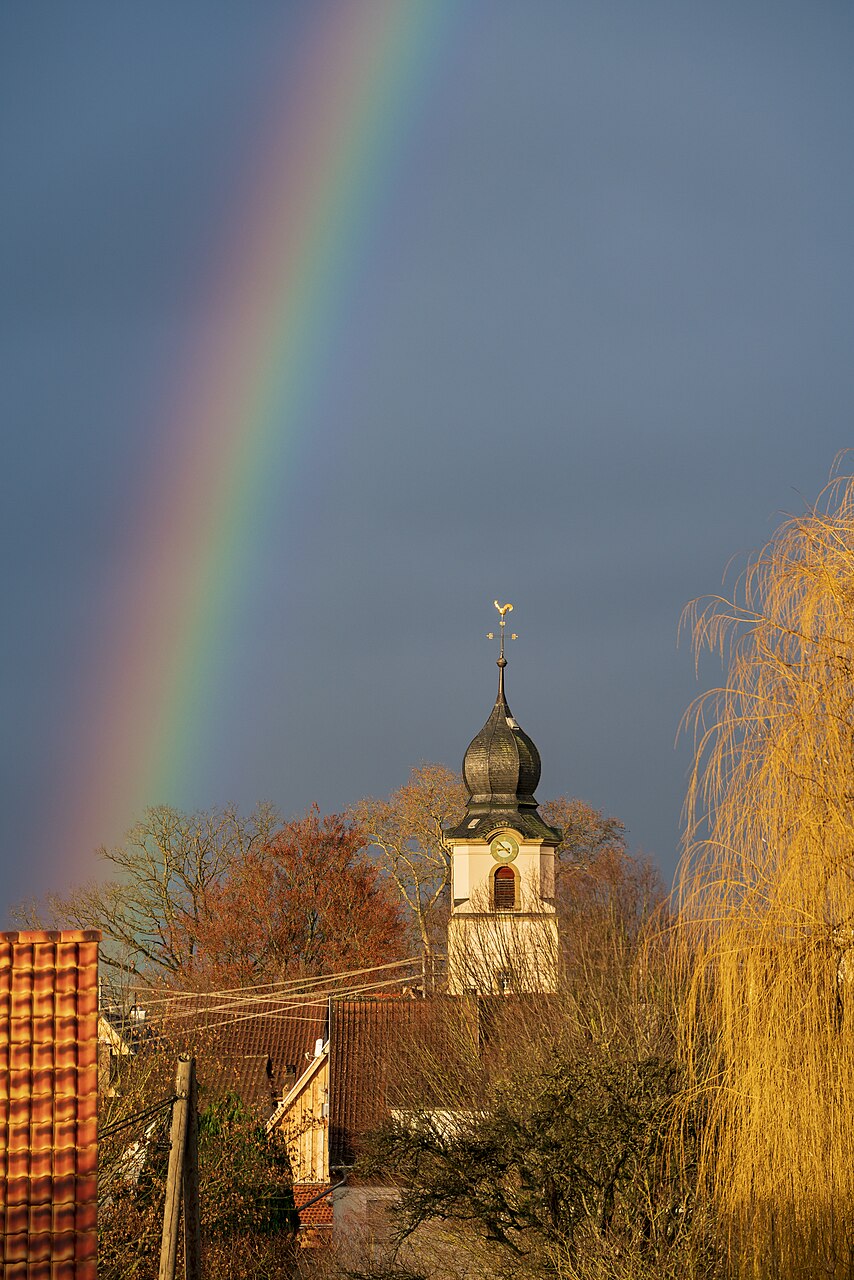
[[293, 1183, 334, 1228], [229, 1053, 276, 1114], [206, 1000, 327, 1093], [0, 929, 100, 1279], [475, 992, 562, 1058], [126, 993, 328, 1116], [329, 996, 470, 1167], [327, 992, 565, 1171]]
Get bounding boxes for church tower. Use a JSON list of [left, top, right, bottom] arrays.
[[446, 603, 561, 995]]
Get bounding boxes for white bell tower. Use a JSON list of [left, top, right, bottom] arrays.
[[446, 603, 561, 995]]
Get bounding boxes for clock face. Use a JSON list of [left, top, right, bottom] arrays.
[[489, 831, 520, 863]]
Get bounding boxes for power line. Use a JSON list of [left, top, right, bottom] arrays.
[[106, 955, 421, 1009], [151, 973, 422, 1035], [100, 1094, 176, 1140], [107, 971, 424, 1044]]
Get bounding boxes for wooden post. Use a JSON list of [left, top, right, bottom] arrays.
[[159, 1055, 192, 1280], [183, 1058, 202, 1280]]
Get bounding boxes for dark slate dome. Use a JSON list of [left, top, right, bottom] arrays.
[[447, 655, 561, 844]]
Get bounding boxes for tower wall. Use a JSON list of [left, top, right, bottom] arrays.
[[451, 840, 555, 908], [447, 911, 559, 995], [447, 837, 559, 993]]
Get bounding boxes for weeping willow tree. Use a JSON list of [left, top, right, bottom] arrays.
[[677, 466, 854, 1279]]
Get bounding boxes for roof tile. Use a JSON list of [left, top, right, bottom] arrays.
[[130, 992, 329, 1116], [293, 1183, 334, 1228], [328, 996, 467, 1167], [0, 929, 99, 1277]]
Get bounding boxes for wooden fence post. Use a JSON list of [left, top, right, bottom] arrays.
[[158, 1055, 193, 1280], [183, 1058, 202, 1280]]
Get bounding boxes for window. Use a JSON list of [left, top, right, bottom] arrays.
[[496, 969, 514, 993], [494, 865, 516, 911]]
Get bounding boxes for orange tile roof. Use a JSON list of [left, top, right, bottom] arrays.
[[293, 1182, 334, 1229], [0, 929, 100, 1278]]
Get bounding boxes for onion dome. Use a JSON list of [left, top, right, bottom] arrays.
[[447, 625, 561, 844]]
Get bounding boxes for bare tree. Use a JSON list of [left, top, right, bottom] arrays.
[[353, 764, 465, 976], [16, 802, 280, 977], [540, 794, 627, 870], [357, 921, 708, 1280]]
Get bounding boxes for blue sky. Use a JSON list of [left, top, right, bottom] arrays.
[[2, 1, 853, 916]]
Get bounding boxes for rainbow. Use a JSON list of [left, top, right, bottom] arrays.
[[52, 1, 461, 877]]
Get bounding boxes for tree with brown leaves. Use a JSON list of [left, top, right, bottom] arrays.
[[188, 806, 409, 987]]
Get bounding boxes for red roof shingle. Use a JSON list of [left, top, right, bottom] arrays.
[[1, 929, 100, 1278], [293, 1182, 334, 1228]]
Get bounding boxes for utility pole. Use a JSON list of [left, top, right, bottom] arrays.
[[159, 1055, 195, 1280], [183, 1059, 202, 1280]]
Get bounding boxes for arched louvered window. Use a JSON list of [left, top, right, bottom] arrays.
[[494, 865, 517, 911]]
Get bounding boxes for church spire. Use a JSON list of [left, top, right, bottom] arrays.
[[446, 602, 560, 843]]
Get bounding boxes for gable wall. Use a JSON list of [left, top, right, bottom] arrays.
[[274, 1052, 329, 1185]]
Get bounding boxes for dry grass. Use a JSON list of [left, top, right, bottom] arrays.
[[677, 463, 854, 1278]]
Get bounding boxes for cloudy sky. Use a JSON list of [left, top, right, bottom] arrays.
[[2, 1, 853, 919]]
